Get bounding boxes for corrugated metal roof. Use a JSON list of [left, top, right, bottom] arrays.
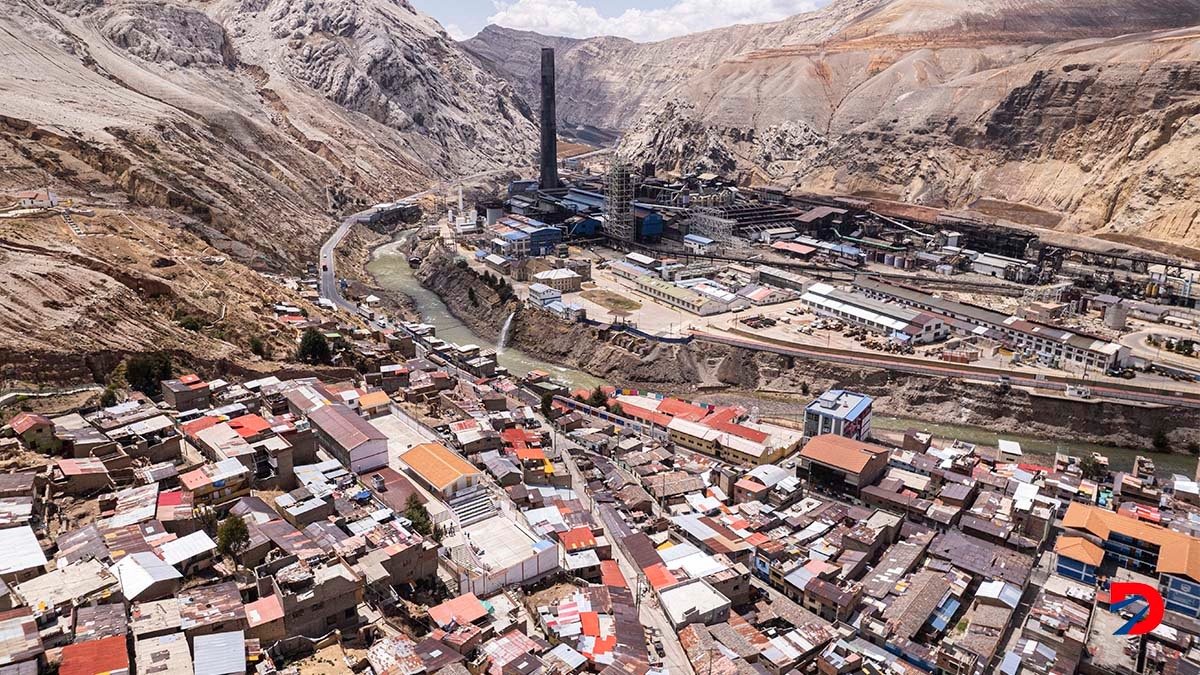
[[193, 631, 245, 675], [158, 531, 216, 566]]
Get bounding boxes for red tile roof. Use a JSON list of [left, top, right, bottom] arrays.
[[580, 611, 600, 637], [182, 416, 221, 437], [613, 402, 673, 428], [600, 560, 627, 588], [705, 420, 769, 444], [9, 412, 51, 435], [245, 594, 285, 627], [59, 636, 129, 675], [500, 428, 540, 445], [655, 398, 709, 421], [228, 414, 271, 438], [559, 527, 596, 552], [643, 563, 678, 590], [157, 491, 184, 507], [514, 446, 546, 462], [428, 593, 488, 629]]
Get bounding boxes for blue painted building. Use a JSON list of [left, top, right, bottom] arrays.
[[522, 225, 563, 256], [803, 390, 873, 441], [562, 216, 599, 238], [636, 211, 664, 242], [494, 215, 563, 257], [1061, 502, 1200, 618]]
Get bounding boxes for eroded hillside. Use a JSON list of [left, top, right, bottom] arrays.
[[1, 0, 537, 268]]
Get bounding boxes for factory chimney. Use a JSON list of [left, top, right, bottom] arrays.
[[539, 47, 559, 190]]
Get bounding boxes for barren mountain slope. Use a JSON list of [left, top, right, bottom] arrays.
[[469, 0, 1200, 249], [1, 0, 536, 268], [0, 0, 538, 382], [463, 0, 887, 130]]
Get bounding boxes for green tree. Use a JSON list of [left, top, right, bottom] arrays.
[[125, 352, 172, 396], [1188, 441, 1200, 456], [1153, 430, 1171, 453], [405, 494, 433, 536], [468, 287, 478, 307], [249, 336, 266, 358], [540, 392, 555, 418], [297, 328, 332, 365], [587, 388, 608, 408], [99, 386, 118, 407], [216, 516, 250, 567], [1079, 454, 1106, 481], [178, 315, 205, 331]]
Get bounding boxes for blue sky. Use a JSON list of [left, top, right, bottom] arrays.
[[414, 0, 824, 43]]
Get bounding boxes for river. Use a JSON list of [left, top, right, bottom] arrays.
[[874, 415, 1196, 477], [367, 241, 1192, 477], [367, 241, 602, 390]]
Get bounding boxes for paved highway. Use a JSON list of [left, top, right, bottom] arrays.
[[694, 330, 1200, 409]]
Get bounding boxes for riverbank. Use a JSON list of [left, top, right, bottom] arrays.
[[368, 240, 603, 389], [364, 237, 1200, 462]]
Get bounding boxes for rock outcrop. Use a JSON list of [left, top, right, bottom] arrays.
[[1, 0, 537, 268], [467, 0, 1200, 249]]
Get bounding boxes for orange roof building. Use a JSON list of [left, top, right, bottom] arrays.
[[59, 635, 129, 675], [428, 593, 489, 629], [600, 560, 627, 588], [558, 527, 597, 552], [1054, 536, 1104, 567], [357, 391, 392, 412], [798, 434, 890, 490], [1062, 502, 1200, 607], [399, 443, 482, 497]]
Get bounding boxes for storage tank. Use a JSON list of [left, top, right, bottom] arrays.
[[1104, 302, 1130, 330]]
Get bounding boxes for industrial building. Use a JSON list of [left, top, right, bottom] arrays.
[[633, 275, 728, 316], [686, 204, 805, 242], [683, 234, 716, 255], [854, 277, 1129, 371], [801, 283, 949, 344]]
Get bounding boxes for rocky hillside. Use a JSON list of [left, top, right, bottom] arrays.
[[2, 0, 537, 268], [466, 0, 1200, 250]]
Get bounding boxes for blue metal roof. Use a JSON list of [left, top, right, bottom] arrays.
[[683, 234, 715, 245], [928, 596, 960, 633]]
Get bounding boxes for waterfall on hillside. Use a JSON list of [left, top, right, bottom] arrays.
[[497, 312, 515, 354]]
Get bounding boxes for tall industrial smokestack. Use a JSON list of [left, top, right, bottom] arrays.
[[539, 47, 559, 190]]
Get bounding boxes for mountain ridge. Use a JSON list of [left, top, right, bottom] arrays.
[[466, 0, 1200, 249]]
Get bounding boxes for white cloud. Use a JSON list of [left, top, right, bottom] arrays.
[[487, 0, 820, 42], [444, 22, 472, 41]]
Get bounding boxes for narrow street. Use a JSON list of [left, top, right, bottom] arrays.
[[549, 428, 695, 675]]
